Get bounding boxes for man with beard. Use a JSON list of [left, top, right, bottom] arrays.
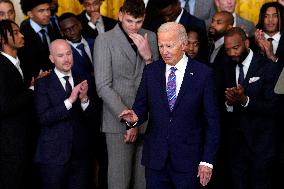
[[208, 11, 233, 66], [19, 0, 61, 85], [219, 27, 279, 189]]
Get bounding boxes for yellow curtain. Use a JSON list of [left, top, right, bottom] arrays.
[[58, 0, 124, 19], [58, 0, 84, 15], [57, 0, 278, 24], [236, 0, 276, 25]]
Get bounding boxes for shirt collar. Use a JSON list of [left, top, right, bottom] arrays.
[[175, 8, 184, 23], [30, 19, 48, 33], [264, 32, 281, 42], [54, 67, 72, 78], [1, 51, 19, 66], [166, 53, 188, 72], [214, 37, 224, 49], [67, 36, 88, 48], [85, 12, 103, 23], [240, 49, 253, 68]]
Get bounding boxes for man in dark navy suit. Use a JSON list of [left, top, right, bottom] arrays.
[[219, 27, 279, 189], [120, 22, 220, 189], [77, 0, 116, 39], [34, 39, 94, 189], [59, 12, 107, 189]]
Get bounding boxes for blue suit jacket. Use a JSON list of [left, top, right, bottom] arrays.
[[34, 71, 94, 165], [133, 59, 220, 172]]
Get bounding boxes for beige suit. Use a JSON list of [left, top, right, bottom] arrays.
[[94, 24, 159, 189]]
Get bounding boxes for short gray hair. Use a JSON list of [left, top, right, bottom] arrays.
[[158, 22, 188, 44]]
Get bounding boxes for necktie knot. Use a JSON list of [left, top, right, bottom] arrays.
[[76, 43, 85, 51], [170, 67, 177, 72], [63, 76, 72, 97], [267, 37, 274, 42]]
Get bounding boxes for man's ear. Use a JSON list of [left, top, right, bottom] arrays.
[[118, 12, 123, 22], [27, 11, 33, 19], [49, 54, 54, 64], [245, 38, 250, 49]]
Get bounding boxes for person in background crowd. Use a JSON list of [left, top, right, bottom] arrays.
[[0, 0, 15, 21], [215, 0, 255, 37], [77, 0, 116, 39]]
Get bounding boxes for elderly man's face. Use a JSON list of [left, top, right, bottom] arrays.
[[215, 0, 236, 13], [0, 2, 15, 21], [158, 30, 186, 66]]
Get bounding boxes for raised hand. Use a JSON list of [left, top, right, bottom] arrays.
[[124, 127, 138, 143], [129, 33, 153, 64], [78, 80, 88, 102], [68, 82, 82, 104]]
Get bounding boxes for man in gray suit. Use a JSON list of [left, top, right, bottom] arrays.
[[93, 0, 159, 189], [215, 0, 255, 37], [179, 0, 216, 25]]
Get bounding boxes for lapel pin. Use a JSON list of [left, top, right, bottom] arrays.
[[190, 72, 194, 75]]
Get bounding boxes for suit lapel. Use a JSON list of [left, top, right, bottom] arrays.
[[155, 61, 169, 109], [113, 25, 136, 64], [172, 60, 194, 111], [49, 71, 67, 100], [242, 54, 261, 89]]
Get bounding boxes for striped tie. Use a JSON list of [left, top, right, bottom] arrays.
[[167, 67, 177, 111]]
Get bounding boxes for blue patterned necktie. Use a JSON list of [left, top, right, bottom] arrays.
[[167, 67, 177, 111]]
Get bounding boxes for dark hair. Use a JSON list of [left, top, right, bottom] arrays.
[[0, 19, 17, 50], [257, 2, 284, 32], [120, 0, 145, 18], [225, 27, 248, 41], [0, 0, 14, 8], [218, 11, 234, 26], [58, 12, 79, 24], [78, 0, 104, 5], [20, 0, 52, 15]]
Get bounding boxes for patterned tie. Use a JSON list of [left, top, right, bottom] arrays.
[[238, 63, 244, 85], [167, 67, 177, 111], [63, 76, 72, 97]]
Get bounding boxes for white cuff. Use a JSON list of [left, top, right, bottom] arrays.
[[241, 96, 250, 107], [199, 162, 213, 169], [81, 100, 89, 111], [225, 101, 233, 112], [88, 21, 96, 30], [64, 99, 72, 110]]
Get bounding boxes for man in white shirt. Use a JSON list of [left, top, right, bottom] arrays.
[[253, 2, 284, 63]]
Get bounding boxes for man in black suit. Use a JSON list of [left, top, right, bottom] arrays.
[[19, 0, 61, 84], [0, 19, 47, 189], [59, 12, 107, 189], [77, 0, 117, 39], [219, 27, 279, 189], [34, 39, 95, 189]]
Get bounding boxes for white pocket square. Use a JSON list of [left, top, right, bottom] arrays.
[[249, 77, 260, 83]]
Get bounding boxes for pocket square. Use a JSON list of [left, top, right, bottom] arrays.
[[249, 77, 260, 83]]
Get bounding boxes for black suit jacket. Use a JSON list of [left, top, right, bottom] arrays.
[[34, 71, 95, 164], [77, 11, 117, 39], [0, 53, 34, 161], [18, 19, 61, 84], [218, 53, 279, 154]]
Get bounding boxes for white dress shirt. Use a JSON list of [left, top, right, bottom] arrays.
[[54, 68, 89, 111], [1, 51, 24, 79], [264, 32, 281, 54], [165, 53, 213, 169]]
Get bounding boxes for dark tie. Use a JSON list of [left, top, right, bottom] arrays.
[[238, 63, 244, 85], [40, 29, 48, 45], [50, 16, 59, 31], [76, 43, 93, 72], [167, 67, 177, 111], [267, 37, 274, 52], [63, 76, 72, 97], [184, 0, 190, 13]]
